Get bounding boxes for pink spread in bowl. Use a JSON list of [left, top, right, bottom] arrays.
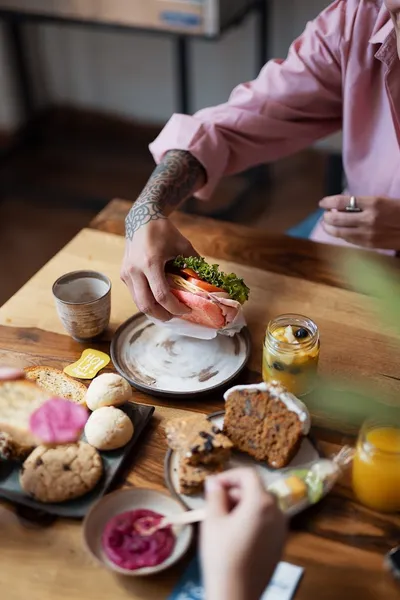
[[102, 509, 176, 571]]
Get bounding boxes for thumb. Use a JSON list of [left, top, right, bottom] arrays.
[[205, 476, 229, 518], [180, 240, 200, 258]]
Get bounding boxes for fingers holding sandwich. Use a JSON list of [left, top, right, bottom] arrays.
[[121, 217, 199, 321], [146, 265, 190, 319], [124, 270, 173, 322]]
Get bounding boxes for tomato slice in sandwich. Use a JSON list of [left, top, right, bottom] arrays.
[[181, 268, 199, 279], [187, 277, 223, 294]]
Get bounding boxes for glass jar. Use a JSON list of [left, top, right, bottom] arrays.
[[262, 314, 320, 397], [352, 421, 400, 513]]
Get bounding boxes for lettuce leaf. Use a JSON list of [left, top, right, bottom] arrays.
[[172, 256, 250, 304]]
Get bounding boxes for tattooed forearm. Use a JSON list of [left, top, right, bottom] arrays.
[[125, 150, 206, 240]]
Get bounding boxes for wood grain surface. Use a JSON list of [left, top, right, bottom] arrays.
[[92, 199, 400, 290], [1, 199, 400, 600]]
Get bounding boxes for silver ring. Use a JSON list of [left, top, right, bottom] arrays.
[[345, 196, 362, 213]]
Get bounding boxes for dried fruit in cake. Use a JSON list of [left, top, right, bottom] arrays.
[[178, 456, 224, 495], [165, 415, 232, 466], [223, 381, 311, 469]]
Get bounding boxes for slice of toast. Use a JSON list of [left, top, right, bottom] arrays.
[[25, 366, 87, 405], [0, 380, 53, 447]]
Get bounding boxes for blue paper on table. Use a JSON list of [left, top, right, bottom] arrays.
[[168, 556, 304, 600]]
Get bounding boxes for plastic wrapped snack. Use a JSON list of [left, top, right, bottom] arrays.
[[148, 256, 249, 340], [268, 446, 354, 516]]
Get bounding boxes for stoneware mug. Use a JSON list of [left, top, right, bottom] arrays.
[[52, 270, 111, 341]]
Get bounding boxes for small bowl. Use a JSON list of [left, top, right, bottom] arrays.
[[82, 488, 193, 576]]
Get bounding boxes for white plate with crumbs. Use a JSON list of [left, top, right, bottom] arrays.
[[111, 314, 251, 398], [165, 412, 320, 513]]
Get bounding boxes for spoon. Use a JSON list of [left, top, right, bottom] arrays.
[[137, 508, 206, 536]]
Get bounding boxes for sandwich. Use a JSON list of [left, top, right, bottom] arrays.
[[166, 256, 250, 329]]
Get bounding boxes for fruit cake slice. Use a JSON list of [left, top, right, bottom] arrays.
[[166, 415, 232, 466], [178, 456, 224, 495], [223, 382, 310, 469]]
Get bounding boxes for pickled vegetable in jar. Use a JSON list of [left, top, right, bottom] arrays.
[[262, 314, 320, 397]]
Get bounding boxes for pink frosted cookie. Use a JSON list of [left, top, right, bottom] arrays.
[[29, 397, 88, 445]]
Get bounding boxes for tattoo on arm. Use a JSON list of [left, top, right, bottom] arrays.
[[125, 150, 205, 240]]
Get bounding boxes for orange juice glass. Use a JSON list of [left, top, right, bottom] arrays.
[[262, 314, 320, 397], [352, 421, 400, 513]]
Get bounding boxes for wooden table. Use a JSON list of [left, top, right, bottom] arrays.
[[1, 199, 400, 600]]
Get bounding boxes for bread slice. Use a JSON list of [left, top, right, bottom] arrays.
[[25, 366, 87, 405], [0, 380, 53, 447]]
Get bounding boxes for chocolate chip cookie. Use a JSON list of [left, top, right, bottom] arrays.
[[20, 441, 103, 503]]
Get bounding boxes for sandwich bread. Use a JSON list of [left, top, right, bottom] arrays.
[[25, 366, 87, 404]]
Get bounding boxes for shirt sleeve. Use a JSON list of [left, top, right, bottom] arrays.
[[149, 0, 346, 199]]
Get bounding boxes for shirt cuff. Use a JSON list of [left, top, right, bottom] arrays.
[[149, 114, 229, 200]]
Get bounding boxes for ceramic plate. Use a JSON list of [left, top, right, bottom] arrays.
[[83, 488, 193, 576], [165, 412, 320, 515], [111, 314, 251, 397]]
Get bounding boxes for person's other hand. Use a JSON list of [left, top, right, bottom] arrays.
[[201, 468, 287, 600], [121, 218, 198, 321], [320, 195, 400, 250], [0, 366, 25, 381]]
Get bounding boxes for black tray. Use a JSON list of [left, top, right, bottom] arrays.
[[0, 402, 154, 519]]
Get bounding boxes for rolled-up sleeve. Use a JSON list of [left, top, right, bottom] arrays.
[[150, 0, 345, 199]]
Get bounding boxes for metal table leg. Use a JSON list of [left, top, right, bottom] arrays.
[[248, 0, 270, 185], [0, 18, 37, 199], [4, 18, 35, 121], [257, 0, 269, 72], [176, 35, 190, 114]]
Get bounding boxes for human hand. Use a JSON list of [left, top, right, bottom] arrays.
[[121, 217, 199, 321], [0, 366, 25, 381], [201, 468, 287, 600], [320, 195, 400, 250]]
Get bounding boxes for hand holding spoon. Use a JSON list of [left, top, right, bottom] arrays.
[[137, 508, 206, 536]]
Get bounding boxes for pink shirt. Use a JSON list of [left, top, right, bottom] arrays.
[[150, 0, 400, 253]]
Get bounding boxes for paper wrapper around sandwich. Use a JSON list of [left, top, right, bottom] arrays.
[[147, 309, 246, 340]]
